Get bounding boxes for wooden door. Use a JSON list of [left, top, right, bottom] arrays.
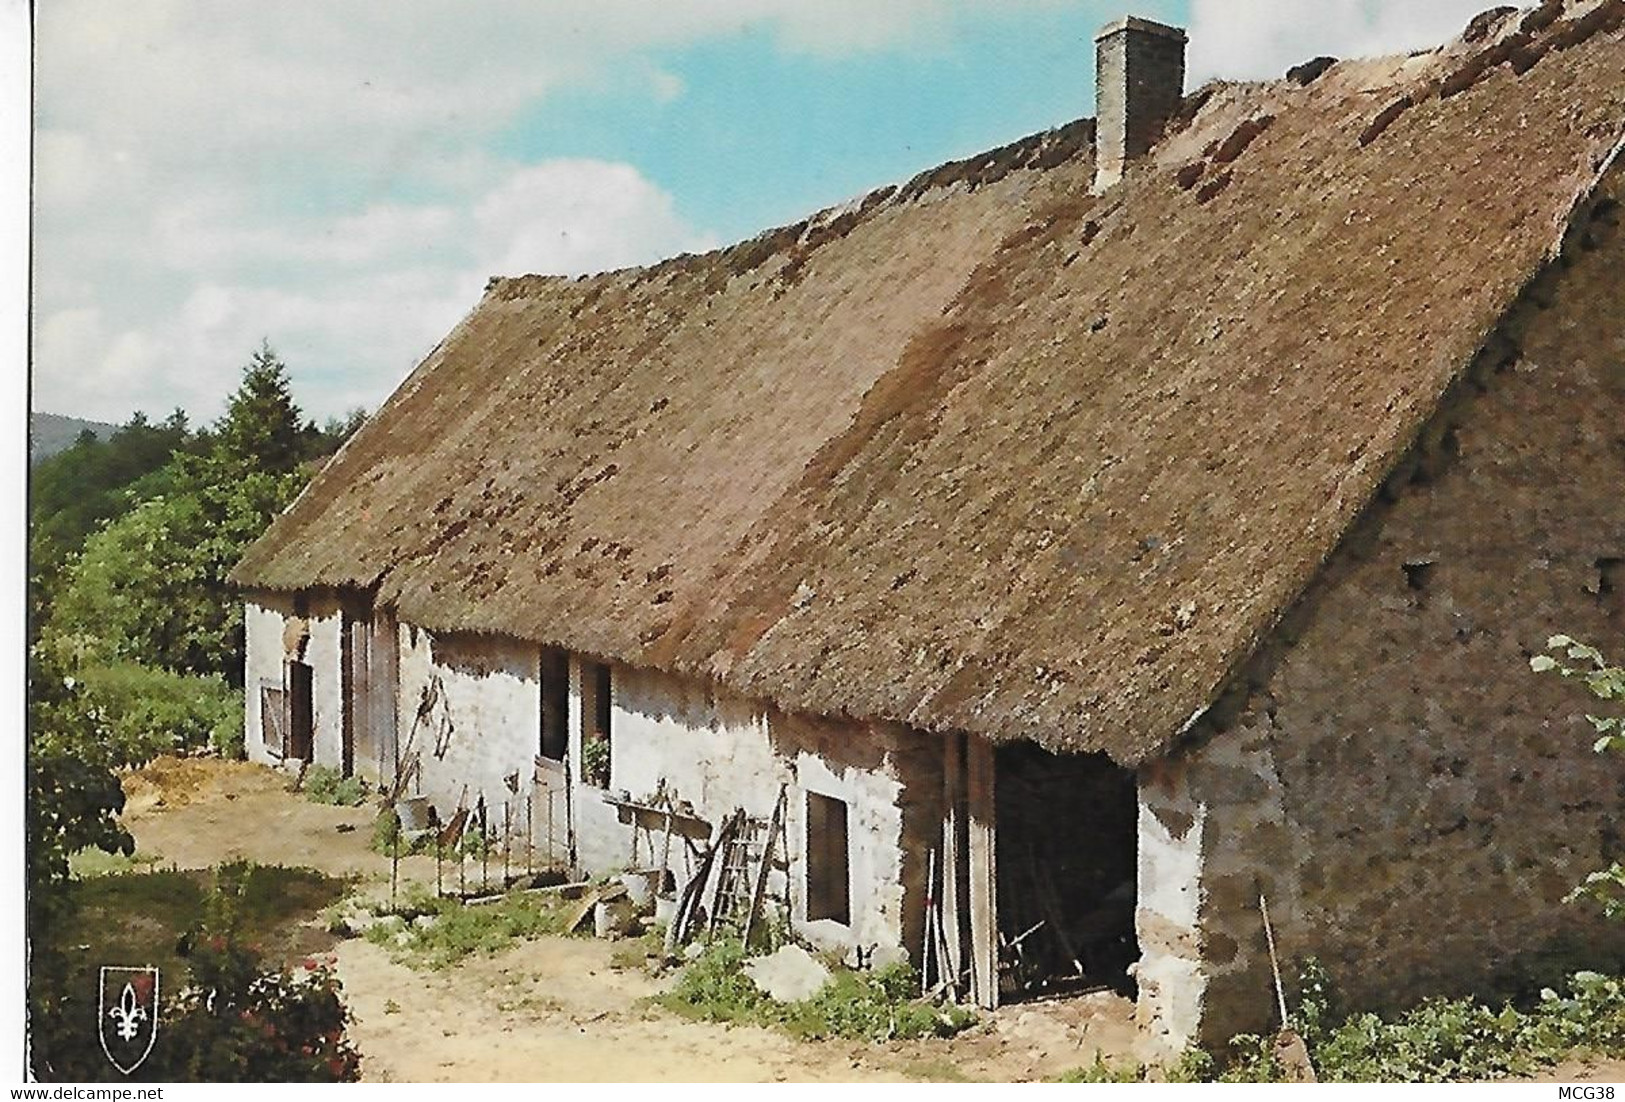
[[288, 661, 314, 761]]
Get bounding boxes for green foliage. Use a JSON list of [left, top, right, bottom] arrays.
[[34, 343, 363, 685], [302, 765, 367, 807], [1203, 962, 1625, 1083], [657, 941, 977, 1043], [71, 661, 243, 761], [26, 645, 137, 1080], [369, 807, 435, 855], [137, 861, 361, 1082], [658, 939, 766, 1024], [30, 861, 351, 1081], [581, 735, 611, 788], [211, 341, 308, 477], [68, 845, 163, 878], [1053, 1047, 1216, 1084], [1530, 635, 1625, 752], [27, 645, 134, 896], [29, 409, 196, 610], [1531, 635, 1625, 918], [1054, 1054, 1149, 1082], [364, 890, 576, 970], [50, 459, 306, 682]]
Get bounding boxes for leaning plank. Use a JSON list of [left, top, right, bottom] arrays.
[[966, 733, 999, 1009], [941, 732, 965, 997]]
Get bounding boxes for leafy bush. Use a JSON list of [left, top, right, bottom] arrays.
[[153, 939, 360, 1082], [369, 807, 435, 855], [303, 765, 367, 807], [1208, 962, 1625, 1083], [581, 735, 610, 789], [659, 938, 765, 1024], [658, 940, 976, 1042], [74, 661, 243, 762]]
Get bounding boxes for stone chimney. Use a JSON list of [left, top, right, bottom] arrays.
[[1093, 16, 1187, 192]]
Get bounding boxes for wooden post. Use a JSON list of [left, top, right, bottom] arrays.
[[941, 733, 965, 996], [966, 733, 999, 1009]]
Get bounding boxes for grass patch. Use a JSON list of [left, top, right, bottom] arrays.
[[656, 939, 977, 1043], [50, 862, 349, 1001], [608, 926, 668, 971], [68, 845, 163, 878], [363, 889, 580, 970], [303, 764, 367, 806]]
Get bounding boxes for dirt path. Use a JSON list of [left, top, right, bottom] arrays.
[[119, 756, 1140, 1082], [335, 935, 1140, 1083]]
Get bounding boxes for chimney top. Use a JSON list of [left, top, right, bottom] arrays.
[[1093, 15, 1189, 193], [1094, 16, 1187, 44]]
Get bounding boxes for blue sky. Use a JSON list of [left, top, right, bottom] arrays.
[[32, 0, 1493, 425]]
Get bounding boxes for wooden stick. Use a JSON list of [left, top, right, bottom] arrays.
[[922, 849, 938, 995], [1260, 890, 1290, 1027]]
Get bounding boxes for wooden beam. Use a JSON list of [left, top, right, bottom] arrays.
[[966, 733, 999, 1009], [941, 733, 965, 995]]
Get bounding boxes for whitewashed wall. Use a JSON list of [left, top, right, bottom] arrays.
[[241, 601, 936, 962], [242, 593, 344, 771]]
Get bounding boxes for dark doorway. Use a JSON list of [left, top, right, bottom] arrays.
[[539, 648, 568, 761], [287, 660, 315, 762], [340, 612, 361, 778], [994, 743, 1138, 1000]]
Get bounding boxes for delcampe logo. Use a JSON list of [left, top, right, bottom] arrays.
[[97, 966, 159, 1075]]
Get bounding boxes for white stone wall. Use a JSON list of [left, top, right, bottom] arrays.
[[570, 660, 922, 958], [397, 625, 542, 816], [243, 597, 285, 765], [305, 594, 346, 769], [242, 603, 933, 961], [241, 592, 344, 772]]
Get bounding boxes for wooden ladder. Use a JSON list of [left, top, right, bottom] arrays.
[[706, 788, 787, 945]]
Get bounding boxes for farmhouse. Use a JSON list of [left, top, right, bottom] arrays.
[[230, 7, 1625, 1053]]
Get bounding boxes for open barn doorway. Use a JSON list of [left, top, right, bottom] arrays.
[[994, 742, 1138, 1001]]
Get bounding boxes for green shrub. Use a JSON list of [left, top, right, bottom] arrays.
[[658, 939, 765, 1025], [369, 808, 435, 855], [303, 765, 366, 807], [657, 941, 976, 1042], [75, 661, 242, 763], [581, 735, 610, 788], [1207, 962, 1625, 1083]]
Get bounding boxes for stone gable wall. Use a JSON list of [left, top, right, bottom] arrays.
[[1138, 183, 1625, 1050]]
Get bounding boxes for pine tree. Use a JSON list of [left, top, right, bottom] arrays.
[[213, 340, 304, 475]]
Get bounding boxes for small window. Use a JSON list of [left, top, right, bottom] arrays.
[[539, 649, 568, 761], [805, 792, 851, 925], [581, 661, 613, 788]]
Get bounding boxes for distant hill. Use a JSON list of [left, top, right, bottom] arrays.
[[31, 412, 120, 463]]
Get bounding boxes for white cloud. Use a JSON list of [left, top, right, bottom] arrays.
[[32, 154, 718, 424], [33, 1, 1067, 424], [1188, 0, 1493, 82]]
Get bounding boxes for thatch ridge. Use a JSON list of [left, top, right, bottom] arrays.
[[233, 10, 1625, 764]]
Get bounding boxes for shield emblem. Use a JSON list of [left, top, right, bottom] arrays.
[[97, 966, 159, 1075]]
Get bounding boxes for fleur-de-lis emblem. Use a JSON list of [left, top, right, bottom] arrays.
[[108, 982, 148, 1040], [98, 966, 159, 1074]]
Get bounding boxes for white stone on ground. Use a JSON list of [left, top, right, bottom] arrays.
[[743, 944, 832, 1003]]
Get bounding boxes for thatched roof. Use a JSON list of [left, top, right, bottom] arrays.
[[233, 6, 1625, 765]]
